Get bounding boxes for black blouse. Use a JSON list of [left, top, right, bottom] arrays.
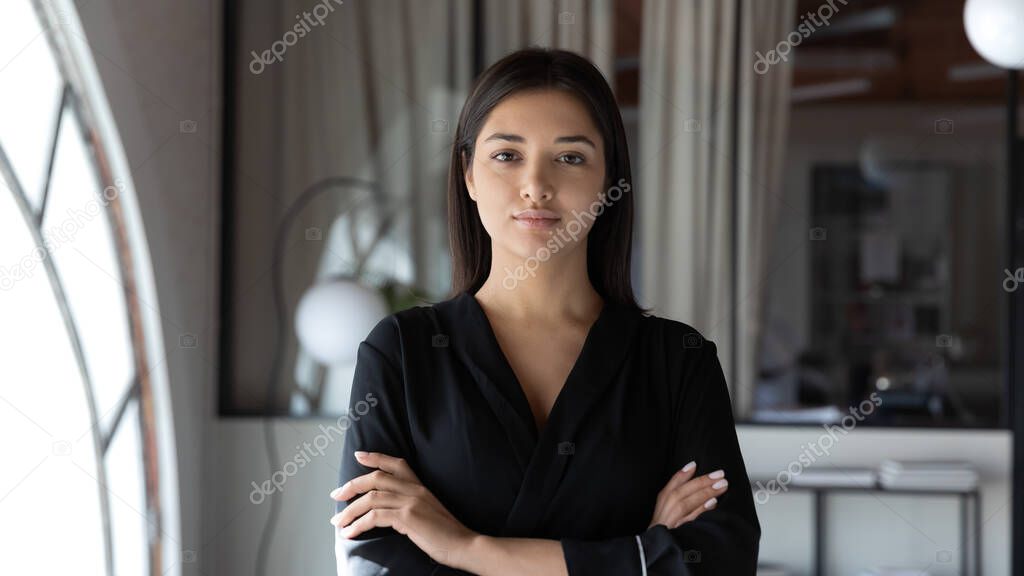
[[335, 291, 760, 575]]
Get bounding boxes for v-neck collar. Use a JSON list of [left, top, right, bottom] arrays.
[[435, 290, 642, 535], [467, 291, 609, 436]]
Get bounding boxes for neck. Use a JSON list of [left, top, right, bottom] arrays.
[[473, 241, 604, 322]]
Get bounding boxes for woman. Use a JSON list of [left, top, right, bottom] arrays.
[[329, 47, 760, 575]]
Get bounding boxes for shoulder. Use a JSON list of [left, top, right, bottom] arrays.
[[635, 311, 719, 358], [634, 312, 726, 407], [360, 297, 453, 364]]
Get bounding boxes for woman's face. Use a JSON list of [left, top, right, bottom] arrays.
[[464, 88, 606, 261]]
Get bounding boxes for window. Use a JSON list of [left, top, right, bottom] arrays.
[[0, 1, 179, 574]]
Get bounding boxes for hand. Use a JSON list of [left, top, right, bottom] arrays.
[[329, 451, 478, 569], [648, 462, 729, 529]]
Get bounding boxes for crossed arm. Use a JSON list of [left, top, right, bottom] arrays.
[[329, 450, 731, 575], [329, 451, 567, 575], [333, 327, 759, 575]]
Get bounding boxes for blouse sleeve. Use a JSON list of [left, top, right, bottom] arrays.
[[560, 339, 761, 575], [334, 318, 466, 575]]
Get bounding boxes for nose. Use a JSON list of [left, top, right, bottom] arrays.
[[520, 160, 553, 202]]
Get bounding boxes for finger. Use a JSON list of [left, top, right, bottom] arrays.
[[679, 480, 728, 517], [330, 469, 414, 502], [660, 475, 728, 528], [669, 470, 726, 501], [679, 496, 718, 525], [330, 489, 402, 529], [330, 471, 376, 501], [662, 461, 697, 494], [650, 471, 710, 526], [337, 507, 403, 539], [355, 451, 420, 483], [667, 490, 722, 529]]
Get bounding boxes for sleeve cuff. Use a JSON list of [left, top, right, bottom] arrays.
[[560, 534, 644, 576], [635, 534, 648, 576]]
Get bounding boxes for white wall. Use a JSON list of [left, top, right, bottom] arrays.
[[211, 420, 342, 576]]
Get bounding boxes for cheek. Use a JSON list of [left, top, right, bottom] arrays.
[[472, 174, 514, 233], [473, 159, 514, 194], [475, 200, 502, 236], [561, 175, 606, 213]]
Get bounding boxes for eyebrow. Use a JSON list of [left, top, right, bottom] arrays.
[[482, 132, 597, 150]]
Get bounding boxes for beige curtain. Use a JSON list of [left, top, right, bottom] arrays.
[[482, 0, 614, 82], [737, 0, 796, 419], [639, 0, 795, 417]]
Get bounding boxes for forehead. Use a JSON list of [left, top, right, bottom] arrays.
[[479, 89, 600, 141]]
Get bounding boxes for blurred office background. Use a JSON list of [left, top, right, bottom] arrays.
[[0, 0, 1020, 574]]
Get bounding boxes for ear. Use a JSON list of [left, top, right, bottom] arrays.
[[462, 151, 477, 202]]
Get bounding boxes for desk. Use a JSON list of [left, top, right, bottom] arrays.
[[751, 481, 981, 576]]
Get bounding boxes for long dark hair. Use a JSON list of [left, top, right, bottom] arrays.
[[447, 47, 644, 313]]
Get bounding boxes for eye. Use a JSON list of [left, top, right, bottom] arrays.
[[491, 151, 519, 162], [558, 153, 585, 166]]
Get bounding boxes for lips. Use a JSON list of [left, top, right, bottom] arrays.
[[513, 209, 561, 222], [513, 209, 561, 230]]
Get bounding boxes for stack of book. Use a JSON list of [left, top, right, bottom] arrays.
[[878, 460, 978, 491], [857, 568, 934, 576], [790, 466, 877, 488], [751, 406, 843, 424], [756, 563, 789, 576]]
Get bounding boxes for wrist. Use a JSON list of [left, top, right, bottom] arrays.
[[455, 532, 498, 575]]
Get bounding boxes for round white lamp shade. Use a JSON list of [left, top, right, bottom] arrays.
[[964, 0, 1024, 70], [294, 279, 389, 366]]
